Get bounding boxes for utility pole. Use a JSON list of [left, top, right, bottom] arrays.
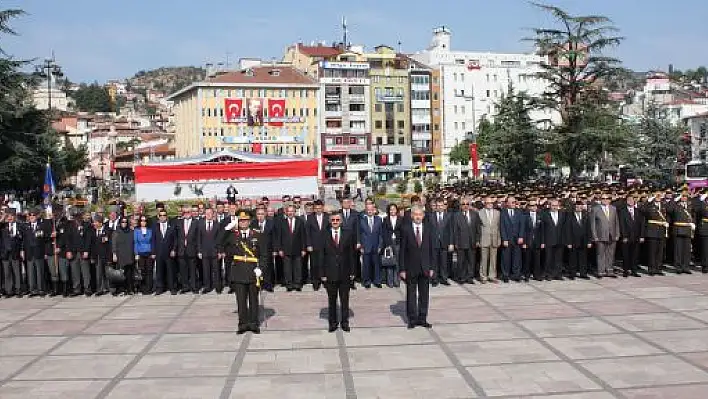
[[34, 54, 63, 112]]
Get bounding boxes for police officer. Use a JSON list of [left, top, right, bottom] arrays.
[[221, 211, 267, 334]]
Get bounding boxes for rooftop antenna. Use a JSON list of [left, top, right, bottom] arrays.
[[397, 41, 402, 53], [342, 16, 348, 49]]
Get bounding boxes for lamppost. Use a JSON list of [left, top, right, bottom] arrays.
[[34, 56, 63, 112]]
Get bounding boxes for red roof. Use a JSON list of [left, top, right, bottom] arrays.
[[295, 44, 342, 58], [207, 65, 317, 85]]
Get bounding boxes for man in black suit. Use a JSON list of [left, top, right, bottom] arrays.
[[251, 207, 276, 291], [399, 205, 434, 329], [306, 200, 329, 291], [176, 206, 199, 293], [500, 197, 526, 282], [275, 205, 307, 291], [619, 194, 645, 277], [340, 197, 360, 287], [451, 197, 481, 284], [541, 199, 566, 280], [1, 211, 23, 297], [565, 201, 592, 279], [152, 210, 176, 295], [22, 209, 48, 296], [197, 208, 222, 293], [321, 212, 356, 332], [430, 198, 453, 286], [89, 215, 111, 296], [523, 200, 544, 281]]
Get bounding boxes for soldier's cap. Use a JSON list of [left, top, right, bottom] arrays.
[[237, 211, 251, 221], [28, 208, 40, 216], [575, 201, 585, 206], [108, 206, 118, 213]]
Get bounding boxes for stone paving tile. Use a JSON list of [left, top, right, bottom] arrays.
[[126, 352, 236, 378], [0, 308, 49, 323], [182, 304, 236, 318], [239, 348, 342, 376], [682, 351, 708, 369], [14, 354, 136, 380], [0, 320, 89, 336], [448, 339, 559, 366], [536, 281, 605, 292], [27, 306, 111, 321], [477, 292, 562, 307], [646, 296, 708, 312], [468, 361, 602, 396], [51, 334, 154, 355], [474, 283, 539, 294], [500, 303, 588, 320], [520, 317, 620, 338], [429, 308, 506, 324], [0, 380, 110, 399], [604, 312, 706, 331], [525, 393, 617, 399], [544, 334, 665, 360], [104, 305, 185, 319], [347, 344, 451, 372], [685, 310, 708, 324], [262, 314, 335, 330], [168, 316, 240, 333], [343, 326, 433, 347], [549, 289, 634, 303], [426, 296, 487, 309], [0, 336, 65, 356], [620, 384, 708, 399], [574, 299, 666, 316], [0, 298, 60, 309], [352, 368, 477, 398], [578, 355, 708, 388], [151, 332, 243, 353], [229, 373, 347, 399], [84, 318, 171, 334], [106, 377, 226, 399], [248, 329, 339, 350], [121, 293, 195, 306], [0, 356, 36, 380], [52, 297, 128, 308], [433, 321, 531, 343], [616, 286, 703, 299], [638, 329, 708, 353]]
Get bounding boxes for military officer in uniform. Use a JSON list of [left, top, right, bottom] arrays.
[[640, 191, 669, 276], [221, 211, 267, 334], [668, 192, 695, 274]]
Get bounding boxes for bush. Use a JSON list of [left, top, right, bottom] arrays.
[[413, 179, 423, 194], [396, 179, 408, 194]]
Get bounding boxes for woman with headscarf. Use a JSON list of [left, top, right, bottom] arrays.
[[111, 217, 135, 295]]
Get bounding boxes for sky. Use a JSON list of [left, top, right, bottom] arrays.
[[3, 0, 707, 83]]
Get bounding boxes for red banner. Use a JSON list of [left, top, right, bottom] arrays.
[[135, 160, 319, 184], [469, 143, 479, 177], [224, 99, 243, 123], [268, 99, 285, 127], [251, 143, 263, 154]]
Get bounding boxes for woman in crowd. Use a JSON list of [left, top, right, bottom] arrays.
[[133, 215, 153, 295], [382, 203, 402, 288], [111, 217, 135, 295]]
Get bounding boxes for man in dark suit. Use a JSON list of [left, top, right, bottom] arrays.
[[340, 197, 361, 287], [252, 207, 276, 291], [399, 205, 434, 329], [22, 209, 48, 296], [565, 201, 592, 279], [1, 210, 23, 297], [358, 203, 384, 288], [500, 197, 526, 282], [152, 210, 176, 294], [89, 215, 111, 296], [176, 206, 199, 293], [590, 194, 621, 278], [430, 198, 453, 286], [305, 200, 329, 291], [321, 212, 356, 332], [541, 199, 566, 280], [640, 192, 668, 276], [451, 197, 481, 284], [619, 195, 645, 277], [668, 193, 694, 274], [275, 205, 307, 291], [523, 200, 544, 281], [197, 208, 222, 293]]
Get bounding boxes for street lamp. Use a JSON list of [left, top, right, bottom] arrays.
[[34, 56, 63, 112]]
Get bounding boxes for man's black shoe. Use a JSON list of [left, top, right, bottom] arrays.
[[341, 324, 350, 332], [418, 321, 432, 329], [328, 325, 338, 333], [407, 323, 416, 329]]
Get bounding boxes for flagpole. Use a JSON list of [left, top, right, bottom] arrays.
[[46, 159, 59, 291]]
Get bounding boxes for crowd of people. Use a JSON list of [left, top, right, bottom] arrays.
[[1, 182, 707, 331]]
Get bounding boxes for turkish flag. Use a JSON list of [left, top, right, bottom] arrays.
[[224, 99, 242, 123], [251, 143, 263, 154], [469, 143, 479, 177], [268, 99, 285, 127]]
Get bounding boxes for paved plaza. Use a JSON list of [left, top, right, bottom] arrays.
[[1, 274, 708, 398]]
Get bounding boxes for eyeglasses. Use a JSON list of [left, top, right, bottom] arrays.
[[330, 218, 341, 222], [461, 202, 470, 205]]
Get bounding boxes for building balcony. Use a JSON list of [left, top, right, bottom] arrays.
[[412, 147, 432, 155], [348, 162, 373, 172], [412, 132, 432, 141], [348, 94, 366, 103], [348, 111, 367, 119], [325, 128, 343, 134], [376, 94, 404, 103], [324, 111, 342, 118]]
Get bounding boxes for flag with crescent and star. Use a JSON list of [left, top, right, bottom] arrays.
[[268, 98, 285, 127], [43, 160, 55, 199], [224, 98, 243, 123]]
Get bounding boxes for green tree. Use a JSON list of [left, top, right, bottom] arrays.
[[528, 2, 625, 176], [630, 103, 684, 177], [477, 84, 540, 182], [448, 140, 470, 164], [72, 82, 113, 112]]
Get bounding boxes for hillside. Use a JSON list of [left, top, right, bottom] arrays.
[[128, 66, 205, 95]]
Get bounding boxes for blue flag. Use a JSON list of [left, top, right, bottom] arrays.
[[43, 162, 55, 199]]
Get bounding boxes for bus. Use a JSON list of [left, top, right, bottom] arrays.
[[685, 160, 708, 189]]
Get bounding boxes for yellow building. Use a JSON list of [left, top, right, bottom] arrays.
[[168, 62, 319, 158]]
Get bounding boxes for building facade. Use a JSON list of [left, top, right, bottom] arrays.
[[405, 56, 437, 176], [413, 27, 552, 179], [168, 61, 320, 160]]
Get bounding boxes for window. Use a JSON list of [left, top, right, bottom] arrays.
[[461, 122, 466, 130], [398, 137, 405, 145], [454, 122, 458, 129], [493, 75, 498, 82], [433, 93, 438, 101], [434, 124, 439, 131], [453, 105, 458, 114], [207, 108, 211, 117], [453, 73, 457, 81], [375, 120, 383, 129], [349, 137, 357, 145], [486, 90, 490, 98], [376, 136, 383, 145], [385, 120, 393, 129], [397, 120, 405, 129], [259, 89, 266, 97], [397, 103, 404, 112], [375, 103, 382, 112], [350, 120, 365, 131], [486, 74, 490, 82], [460, 73, 464, 81], [335, 137, 343, 145], [460, 89, 464, 96], [349, 86, 364, 95], [461, 106, 465, 114], [349, 103, 365, 112], [455, 59, 464, 65]]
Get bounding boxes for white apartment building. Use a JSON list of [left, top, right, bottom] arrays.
[[413, 27, 553, 178]]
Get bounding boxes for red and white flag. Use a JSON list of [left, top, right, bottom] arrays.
[[224, 99, 243, 123], [268, 99, 285, 126]]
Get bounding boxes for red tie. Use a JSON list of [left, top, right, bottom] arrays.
[[334, 230, 339, 245], [415, 226, 421, 246], [289, 218, 293, 234]]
